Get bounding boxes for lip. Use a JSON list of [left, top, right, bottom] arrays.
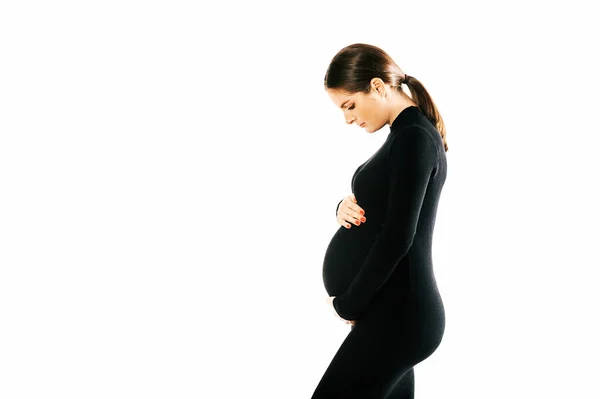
[[360, 122, 366, 127]]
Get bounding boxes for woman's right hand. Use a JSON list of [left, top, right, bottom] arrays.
[[337, 193, 366, 229]]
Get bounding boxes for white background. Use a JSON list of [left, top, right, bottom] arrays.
[[1, 1, 599, 398]]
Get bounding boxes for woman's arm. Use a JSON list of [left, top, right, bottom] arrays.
[[335, 198, 344, 217], [333, 126, 438, 320]]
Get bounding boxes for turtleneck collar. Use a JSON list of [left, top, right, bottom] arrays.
[[390, 105, 419, 130]]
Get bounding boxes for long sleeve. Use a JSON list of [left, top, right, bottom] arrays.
[[333, 126, 438, 320], [335, 198, 344, 217]]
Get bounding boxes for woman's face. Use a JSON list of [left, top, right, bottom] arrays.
[[326, 83, 390, 133]]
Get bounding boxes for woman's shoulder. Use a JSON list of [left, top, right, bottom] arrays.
[[387, 121, 441, 164]]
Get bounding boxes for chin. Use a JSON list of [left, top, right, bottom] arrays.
[[366, 125, 382, 133]]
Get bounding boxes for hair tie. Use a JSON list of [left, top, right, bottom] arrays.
[[403, 74, 410, 84]]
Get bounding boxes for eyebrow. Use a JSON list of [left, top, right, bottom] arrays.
[[340, 100, 350, 109]]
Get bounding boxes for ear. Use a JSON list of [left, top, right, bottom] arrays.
[[370, 78, 387, 97]]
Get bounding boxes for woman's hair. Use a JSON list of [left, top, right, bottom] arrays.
[[324, 43, 448, 152]]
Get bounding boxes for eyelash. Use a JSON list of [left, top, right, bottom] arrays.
[[348, 104, 355, 110]]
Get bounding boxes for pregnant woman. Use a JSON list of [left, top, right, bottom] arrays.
[[312, 43, 449, 398]]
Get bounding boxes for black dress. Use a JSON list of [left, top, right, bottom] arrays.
[[312, 106, 447, 398]]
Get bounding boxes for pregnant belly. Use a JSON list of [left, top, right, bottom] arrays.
[[322, 223, 380, 296]]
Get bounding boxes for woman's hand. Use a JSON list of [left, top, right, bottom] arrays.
[[337, 193, 366, 229], [327, 296, 356, 327]]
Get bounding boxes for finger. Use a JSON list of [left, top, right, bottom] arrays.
[[352, 209, 366, 222], [340, 211, 361, 225], [357, 213, 366, 223], [345, 197, 364, 217], [342, 217, 359, 227], [340, 200, 360, 216], [338, 213, 354, 228], [353, 204, 365, 216], [337, 217, 351, 229], [345, 213, 362, 226]]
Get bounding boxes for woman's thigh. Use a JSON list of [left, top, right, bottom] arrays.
[[311, 319, 418, 399]]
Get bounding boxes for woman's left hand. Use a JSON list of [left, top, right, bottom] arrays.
[[327, 296, 356, 326]]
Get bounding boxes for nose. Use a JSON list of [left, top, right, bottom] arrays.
[[345, 115, 356, 125]]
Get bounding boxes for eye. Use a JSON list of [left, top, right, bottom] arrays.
[[348, 104, 355, 110]]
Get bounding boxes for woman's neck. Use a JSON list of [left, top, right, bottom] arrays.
[[387, 90, 418, 126]]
